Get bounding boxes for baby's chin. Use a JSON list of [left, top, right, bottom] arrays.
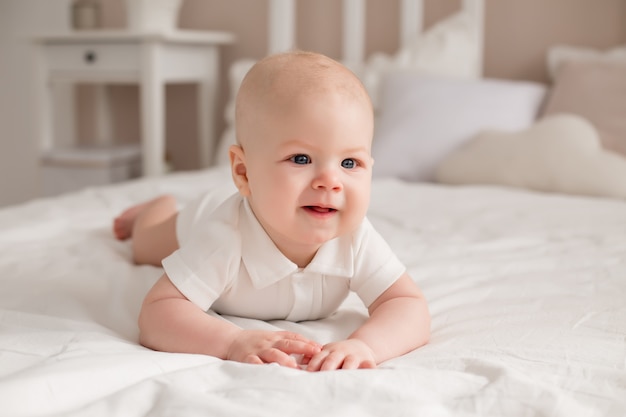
[[302, 232, 340, 246], [287, 228, 341, 247]]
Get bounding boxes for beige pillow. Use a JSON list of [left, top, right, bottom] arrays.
[[546, 44, 626, 81], [541, 60, 626, 157], [435, 114, 626, 200]]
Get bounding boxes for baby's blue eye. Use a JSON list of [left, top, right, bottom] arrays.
[[341, 158, 356, 169], [290, 154, 311, 165]]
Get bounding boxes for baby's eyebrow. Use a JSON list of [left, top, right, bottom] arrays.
[[343, 146, 368, 153], [278, 139, 312, 150], [340, 146, 370, 157], [277, 140, 369, 156]]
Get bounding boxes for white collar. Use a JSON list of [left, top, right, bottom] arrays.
[[239, 197, 355, 289]]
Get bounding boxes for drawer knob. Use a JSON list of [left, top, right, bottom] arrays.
[[84, 51, 97, 64]]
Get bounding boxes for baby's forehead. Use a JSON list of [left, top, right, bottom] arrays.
[[235, 52, 373, 147]]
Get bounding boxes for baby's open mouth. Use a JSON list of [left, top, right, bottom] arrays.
[[305, 206, 337, 213]]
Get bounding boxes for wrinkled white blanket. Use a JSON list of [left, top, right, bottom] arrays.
[[1, 167, 624, 417]]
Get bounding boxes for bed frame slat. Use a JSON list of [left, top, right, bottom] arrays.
[[268, 0, 483, 74], [463, 0, 484, 74], [268, 0, 296, 54], [400, 0, 423, 50], [342, 0, 366, 67]]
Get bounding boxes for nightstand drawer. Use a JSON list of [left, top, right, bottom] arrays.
[[43, 43, 140, 74]]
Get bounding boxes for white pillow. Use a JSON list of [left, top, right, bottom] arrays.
[[371, 73, 547, 182], [435, 114, 626, 200], [362, 8, 481, 109]]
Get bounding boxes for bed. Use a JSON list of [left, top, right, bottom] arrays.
[[2, 1, 626, 416]]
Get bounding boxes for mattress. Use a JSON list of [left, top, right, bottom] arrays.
[[1, 166, 624, 416]]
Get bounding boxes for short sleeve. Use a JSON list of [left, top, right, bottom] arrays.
[[349, 218, 406, 307], [163, 194, 242, 311]]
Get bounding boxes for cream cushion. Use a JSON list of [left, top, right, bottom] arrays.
[[435, 114, 626, 199]]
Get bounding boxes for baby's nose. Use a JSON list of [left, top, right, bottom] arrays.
[[312, 168, 342, 191]]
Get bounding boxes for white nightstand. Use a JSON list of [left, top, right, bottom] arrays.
[[33, 30, 235, 190]]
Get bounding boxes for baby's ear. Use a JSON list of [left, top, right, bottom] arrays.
[[229, 145, 251, 196]]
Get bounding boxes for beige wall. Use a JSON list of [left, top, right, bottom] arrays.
[[485, 0, 626, 82], [96, 0, 626, 170]]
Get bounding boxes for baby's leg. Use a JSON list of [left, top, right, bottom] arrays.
[[113, 195, 179, 266]]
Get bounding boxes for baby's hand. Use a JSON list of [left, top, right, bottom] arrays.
[[305, 339, 377, 371], [227, 330, 321, 369]]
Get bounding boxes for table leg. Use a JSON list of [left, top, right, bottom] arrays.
[[93, 84, 112, 146], [140, 41, 165, 176], [35, 46, 54, 152], [197, 47, 219, 168]]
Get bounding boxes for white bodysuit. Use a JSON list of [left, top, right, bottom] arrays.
[[162, 192, 406, 322]]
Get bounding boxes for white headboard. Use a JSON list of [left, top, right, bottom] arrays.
[[267, 0, 484, 73], [214, 0, 485, 165]]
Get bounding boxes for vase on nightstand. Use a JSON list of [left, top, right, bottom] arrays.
[[72, 0, 101, 29], [125, 0, 183, 33]]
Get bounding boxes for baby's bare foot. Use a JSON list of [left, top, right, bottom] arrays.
[[112, 201, 151, 240]]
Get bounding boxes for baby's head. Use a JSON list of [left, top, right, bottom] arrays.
[[230, 51, 374, 266]]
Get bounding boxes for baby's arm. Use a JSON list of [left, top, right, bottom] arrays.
[[306, 273, 430, 371], [138, 274, 322, 368]]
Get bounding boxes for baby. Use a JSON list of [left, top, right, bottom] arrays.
[[113, 51, 430, 371]]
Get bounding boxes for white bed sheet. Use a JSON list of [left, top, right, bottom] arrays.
[[0, 166, 624, 417]]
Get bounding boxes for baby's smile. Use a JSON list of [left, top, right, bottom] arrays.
[[303, 205, 338, 215]]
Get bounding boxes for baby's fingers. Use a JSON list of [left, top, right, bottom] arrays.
[[242, 354, 264, 365], [274, 337, 322, 357], [306, 352, 360, 371], [273, 332, 322, 354], [306, 352, 375, 371], [305, 350, 329, 372], [258, 348, 299, 368]]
